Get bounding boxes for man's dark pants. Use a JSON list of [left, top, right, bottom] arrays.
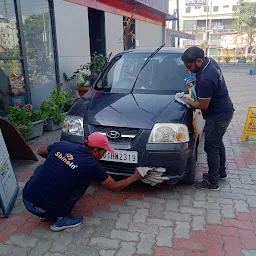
[[23, 186, 86, 219], [204, 115, 233, 185], [23, 165, 87, 218]]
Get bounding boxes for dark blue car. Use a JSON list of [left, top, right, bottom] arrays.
[[61, 47, 201, 184]]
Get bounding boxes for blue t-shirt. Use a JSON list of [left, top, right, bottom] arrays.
[[23, 141, 108, 210], [195, 57, 234, 121]]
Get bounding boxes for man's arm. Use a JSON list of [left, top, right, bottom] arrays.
[[37, 146, 49, 158], [182, 97, 210, 110], [100, 169, 142, 192]]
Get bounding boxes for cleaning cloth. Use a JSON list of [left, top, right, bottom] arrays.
[[137, 167, 169, 186]]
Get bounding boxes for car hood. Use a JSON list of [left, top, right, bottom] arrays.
[[69, 91, 189, 129]]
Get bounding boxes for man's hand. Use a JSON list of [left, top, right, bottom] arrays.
[[101, 168, 144, 192], [133, 169, 143, 181], [37, 146, 49, 158], [181, 96, 191, 105], [181, 96, 210, 110]]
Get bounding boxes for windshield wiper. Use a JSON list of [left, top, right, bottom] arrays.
[[131, 44, 165, 93]]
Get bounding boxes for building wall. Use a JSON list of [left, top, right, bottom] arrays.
[[136, 20, 163, 48], [54, 0, 91, 93], [105, 13, 123, 57]]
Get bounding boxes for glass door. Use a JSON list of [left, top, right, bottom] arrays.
[[0, 0, 25, 115]]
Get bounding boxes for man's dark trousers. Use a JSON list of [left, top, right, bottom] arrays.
[[204, 116, 233, 185]]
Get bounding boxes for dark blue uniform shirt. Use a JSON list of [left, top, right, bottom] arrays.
[[195, 57, 234, 121]]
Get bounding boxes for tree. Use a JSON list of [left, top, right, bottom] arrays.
[[233, 0, 256, 48]]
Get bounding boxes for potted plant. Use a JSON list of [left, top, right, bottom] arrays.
[[63, 52, 112, 97], [8, 103, 45, 140], [41, 82, 74, 131], [76, 73, 91, 97]]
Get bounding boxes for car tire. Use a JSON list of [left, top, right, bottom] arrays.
[[181, 140, 198, 185]]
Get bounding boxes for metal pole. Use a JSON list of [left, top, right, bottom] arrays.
[[14, 0, 31, 104], [205, 0, 209, 55], [176, 0, 180, 47]]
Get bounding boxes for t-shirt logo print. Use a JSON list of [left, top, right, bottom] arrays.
[[66, 153, 74, 161], [55, 152, 78, 169]]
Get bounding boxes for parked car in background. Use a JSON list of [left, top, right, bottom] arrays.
[[61, 47, 201, 184]]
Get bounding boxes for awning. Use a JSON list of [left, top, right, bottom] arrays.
[[166, 29, 195, 40]]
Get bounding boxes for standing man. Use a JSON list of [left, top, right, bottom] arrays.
[[181, 46, 234, 191], [23, 132, 143, 231]]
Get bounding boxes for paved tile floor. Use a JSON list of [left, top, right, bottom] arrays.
[[1, 66, 256, 256]]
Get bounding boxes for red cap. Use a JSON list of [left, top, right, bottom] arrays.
[[87, 132, 115, 153]]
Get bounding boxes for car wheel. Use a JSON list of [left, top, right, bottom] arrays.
[[181, 140, 197, 185]]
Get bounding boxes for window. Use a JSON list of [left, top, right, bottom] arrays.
[[95, 53, 190, 93], [195, 6, 201, 9], [0, 0, 23, 115], [213, 6, 219, 12], [185, 7, 191, 13], [223, 5, 229, 8], [232, 5, 237, 11], [204, 6, 209, 12], [20, 0, 58, 109]]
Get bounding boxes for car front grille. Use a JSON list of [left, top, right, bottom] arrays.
[[101, 162, 136, 175], [89, 125, 140, 143]]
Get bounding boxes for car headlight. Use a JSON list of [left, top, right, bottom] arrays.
[[62, 115, 84, 136], [148, 123, 189, 143]]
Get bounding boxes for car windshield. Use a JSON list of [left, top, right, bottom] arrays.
[[94, 52, 191, 94]]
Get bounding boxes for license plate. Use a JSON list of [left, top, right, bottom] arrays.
[[101, 150, 138, 164]]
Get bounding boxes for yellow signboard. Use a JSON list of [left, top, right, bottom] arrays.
[[242, 106, 256, 142]]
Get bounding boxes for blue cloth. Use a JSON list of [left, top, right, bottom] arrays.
[[23, 141, 108, 216], [195, 57, 234, 121]]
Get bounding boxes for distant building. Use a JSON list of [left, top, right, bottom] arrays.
[[168, 0, 240, 55]]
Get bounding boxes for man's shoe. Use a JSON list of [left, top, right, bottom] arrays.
[[195, 180, 220, 191], [50, 216, 83, 232], [203, 172, 227, 180]]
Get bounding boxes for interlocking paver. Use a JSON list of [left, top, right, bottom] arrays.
[[89, 237, 120, 249], [206, 209, 222, 225], [1, 67, 256, 256], [115, 214, 132, 229], [221, 204, 236, 218], [156, 227, 173, 247], [29, 239, 52, 256], [133, 208, 149, 223], [192, 216, 206, 231], [137, 233, 156, 254], [5, 235, 38, 248], [74, 227, 95, 245], [174, 222, 190, 239], [128, 222, 159, 235], [115, 241, 136, 256], [94, 219, 115, 237], [163, 211, 191, 222], [110, 230, 139, 242]]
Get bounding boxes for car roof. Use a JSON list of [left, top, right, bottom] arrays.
[[121, 47, 186, 55]]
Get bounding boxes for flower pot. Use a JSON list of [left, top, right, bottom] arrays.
[[77, 87, 90, 97], [25, 120, 44, 141], [43, 112, 68, 131]]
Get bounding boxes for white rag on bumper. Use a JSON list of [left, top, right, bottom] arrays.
[[137, 167, 169, 186]]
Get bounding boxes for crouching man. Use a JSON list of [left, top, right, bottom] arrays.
[[23, 132, 143, 231]]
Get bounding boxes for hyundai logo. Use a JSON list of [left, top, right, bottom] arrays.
[[107, 130, 121, 139]]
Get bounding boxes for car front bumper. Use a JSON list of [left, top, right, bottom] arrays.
[[61, 133, 194, 184]]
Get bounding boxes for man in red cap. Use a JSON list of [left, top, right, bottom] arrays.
[[23, 132, 143, 231]]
